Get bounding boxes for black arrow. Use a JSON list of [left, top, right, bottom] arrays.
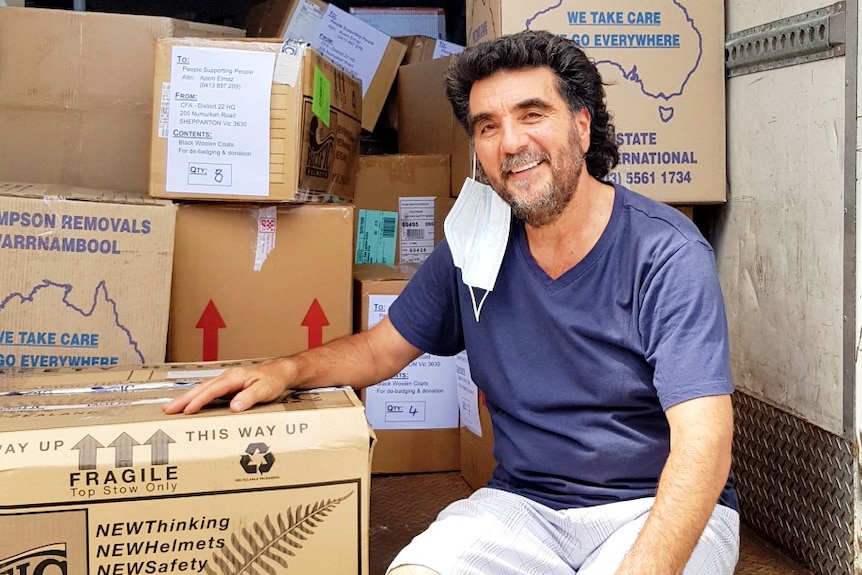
[[109, 433, 140, 468], [258, 452, 275, 473], [72, 435, 104, 470], [144, 430, 176, 465]]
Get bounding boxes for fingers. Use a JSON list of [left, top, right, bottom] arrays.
[[163, 364, 289, 415], [226, 371, 282, 413]]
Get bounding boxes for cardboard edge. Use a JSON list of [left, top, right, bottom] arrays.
[[361, 39, 407, 132]]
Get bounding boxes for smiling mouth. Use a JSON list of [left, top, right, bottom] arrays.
[[506, 160, 542, 176]]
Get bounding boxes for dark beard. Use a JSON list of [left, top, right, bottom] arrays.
[[483, 129, 586, 228]]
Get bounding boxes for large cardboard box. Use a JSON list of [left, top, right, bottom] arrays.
[[0, 8, 242, 194], [150, 38, 361, 202], [354, 154, 455, 265], [379, 35, 464, 135], [169, 203, 354, 362], [0, 183, 175, 369], [465, 0, 726, 203], [354, 264, 460, 473], [397, 57, 471, 197], [0, 362, 373, 575]]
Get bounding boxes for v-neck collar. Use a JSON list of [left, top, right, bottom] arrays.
[[514, 184, 623, 291]]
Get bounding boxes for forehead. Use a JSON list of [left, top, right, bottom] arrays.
[[468, 67, 563, 115]]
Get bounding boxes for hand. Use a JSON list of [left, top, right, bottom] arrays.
[[163, 359, 295, 415]]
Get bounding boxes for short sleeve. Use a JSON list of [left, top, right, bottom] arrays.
[[638, 240, 733, 409], [387, 240, 466, 356]]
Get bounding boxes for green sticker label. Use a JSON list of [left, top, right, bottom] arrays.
[[312, 66, 331, 127]]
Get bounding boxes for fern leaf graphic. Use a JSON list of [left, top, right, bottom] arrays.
[[205, 492, 354, 575]]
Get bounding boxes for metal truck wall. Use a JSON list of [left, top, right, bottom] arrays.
[[714, 1, 856, 573]]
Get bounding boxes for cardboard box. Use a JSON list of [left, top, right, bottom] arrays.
[[397, 57, 471, 197], [245, 0, 327, 40], [397, 35, 464, 65], [456, 353, 497, 490], [0, 362, 373, 575], [169, 202, 354, 362], [243, 0, 270, 37], [0, 8, 242, 194], [378, 35, 464, 135], [354, 264, 460, 474], [460, 392, 496, 491], [465, 0, 726, 203], [149, 38, 361, 202], [675, 205, 694, 219], [354, 154, 454, 265], [0, 182, 176, 369]]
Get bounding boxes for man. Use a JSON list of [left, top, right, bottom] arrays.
[[165, 30, 739, 575]]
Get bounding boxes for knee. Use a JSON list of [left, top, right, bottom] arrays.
[[389, 565, 441, 575]]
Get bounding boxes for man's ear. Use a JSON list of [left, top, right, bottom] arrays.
[[575, 108, 592, 152]]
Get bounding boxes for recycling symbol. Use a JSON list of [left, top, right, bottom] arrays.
[[240, 442, 275, 474]]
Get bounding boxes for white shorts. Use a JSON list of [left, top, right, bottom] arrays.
[[387, 488, 739, 575]]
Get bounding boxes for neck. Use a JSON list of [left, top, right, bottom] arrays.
[[524, 175, 615, 278], [526, 174, 613, 241]]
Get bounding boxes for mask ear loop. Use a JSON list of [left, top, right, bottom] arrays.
[[468, 287, 491, 323], [471, 149, 477, 180], [467, 148, 493, 322]]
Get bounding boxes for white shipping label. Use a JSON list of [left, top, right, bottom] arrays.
[[399, 197, 436, 264], [284, 0, 325, 41], [365, 294, 459, 430], [166, 47, 275, 197], [254, 207, 278, 271], [455, 351, 482, 436], [312, 5, 389, 97], [433, 40, 465, 59]]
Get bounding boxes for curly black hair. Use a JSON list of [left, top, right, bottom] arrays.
[[445, 30, 619, 179]]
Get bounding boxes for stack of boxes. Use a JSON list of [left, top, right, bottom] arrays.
[[0, 0, 727, 568]]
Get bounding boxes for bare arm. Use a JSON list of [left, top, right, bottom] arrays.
[[163, 316, 422, 415], [614, 394, 734, 575]]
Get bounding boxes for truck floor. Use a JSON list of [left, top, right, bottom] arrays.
[[370, 472, 813, 575]]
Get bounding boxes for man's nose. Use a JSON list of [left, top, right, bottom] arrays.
[[499, 121, 529, 155]]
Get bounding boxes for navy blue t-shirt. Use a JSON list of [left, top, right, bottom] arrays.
[[388, 184, 738, 511]]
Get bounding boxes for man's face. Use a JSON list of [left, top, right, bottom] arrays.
[[468, 67, 591, 228]]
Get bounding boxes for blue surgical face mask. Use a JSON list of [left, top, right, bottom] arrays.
[[444, 174, 511, 322]]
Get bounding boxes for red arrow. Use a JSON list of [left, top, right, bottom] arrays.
[[196, 300, 226, 361], [301, 299, 329, 349]]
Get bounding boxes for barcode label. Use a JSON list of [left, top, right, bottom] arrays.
[[355, 210, 396, 265], [399, 197, 436, 264], [158, 82, 170, 139], [382, 216, 397, 239]]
